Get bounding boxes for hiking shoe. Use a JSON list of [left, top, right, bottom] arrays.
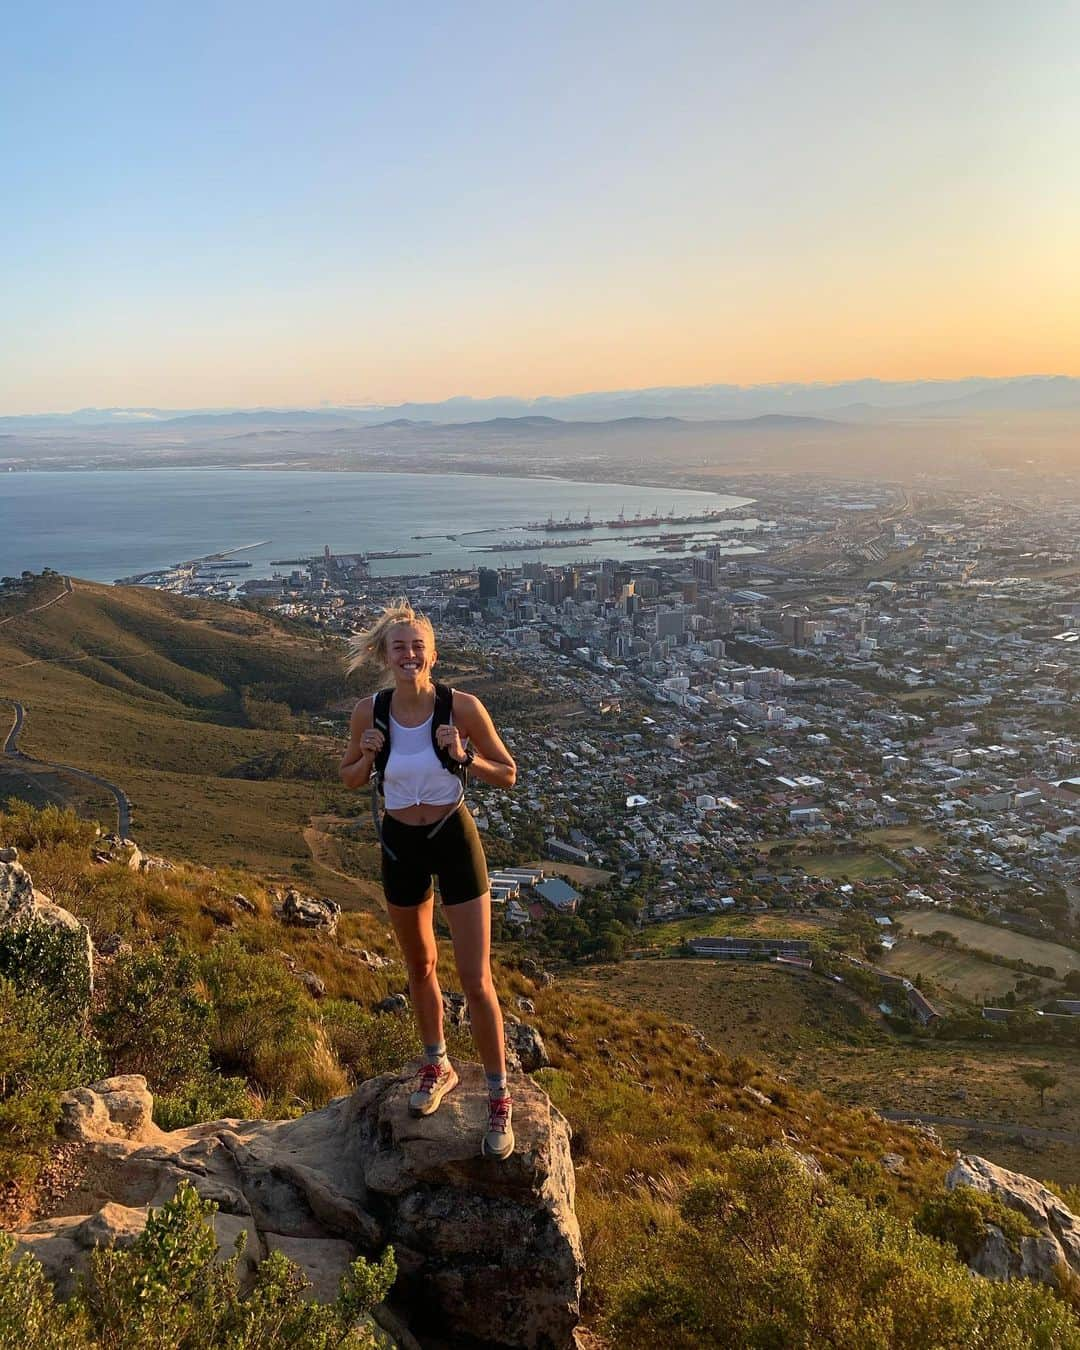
[[482, 1095, 514, 1160], [408, 1060, 459, 1117]]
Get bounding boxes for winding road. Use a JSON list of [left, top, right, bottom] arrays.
[[1, 697, 132, 837], [880, 1110, 1080, 1146]]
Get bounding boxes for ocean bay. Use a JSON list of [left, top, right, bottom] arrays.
[[0, 468, 760, 582]]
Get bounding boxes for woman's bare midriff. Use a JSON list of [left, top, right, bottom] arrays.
[[386, 801, 460, 826]]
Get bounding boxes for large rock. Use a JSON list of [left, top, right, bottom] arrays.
[[57, 1075, 156, 1144], [280, 888, 340, 936], [946, 1153, 1080, 1288], [13, 1064, 582, 1349], [505, 1022, 550, 1074], [0, 854, 94, 1001]]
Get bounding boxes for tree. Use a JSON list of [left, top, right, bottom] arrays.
[[1020, 1067, 1058, 1112]]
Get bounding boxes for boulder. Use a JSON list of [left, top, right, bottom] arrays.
[[14, 1064, 582, 1349], [0, 857, 95, 1002], [57, 1075, 155, 1144], [137, 854, 174, 873], [946, 1153, 1080, 1287], [442, 991, 469, 1026], [377, 993, 410, 1015], [231, 892, 258, 915], [516, 996, 536, 1015], [95, 932, 132, 958], [296, 969, 327, 1000], [505, 1022, 550, 1074], [345, 945, 393, 970], [516, 958, 555, 988], [281, 889, 340, 936]]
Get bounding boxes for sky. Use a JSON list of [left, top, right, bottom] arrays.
[[3, 0, 1079, 413]]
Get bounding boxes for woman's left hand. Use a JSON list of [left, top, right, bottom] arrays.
[[436, 724, 468, 763]]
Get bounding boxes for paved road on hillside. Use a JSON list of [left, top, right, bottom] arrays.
[[881, 1110, 1080, 1145], [1, 696, 132, 837]]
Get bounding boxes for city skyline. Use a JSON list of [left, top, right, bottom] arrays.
[[4, 2, 1078, 414]]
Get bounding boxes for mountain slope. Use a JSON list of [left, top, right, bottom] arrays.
[[0, 577, 355, 884]]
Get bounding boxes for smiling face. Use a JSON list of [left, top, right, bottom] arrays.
[[385, 621, 436, 687]]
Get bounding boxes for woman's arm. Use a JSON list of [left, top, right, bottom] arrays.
[[339, 697, 378, 789], [447, 692, 517, 790]]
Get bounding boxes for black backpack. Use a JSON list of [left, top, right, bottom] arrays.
[[371, 681, 467, 795]]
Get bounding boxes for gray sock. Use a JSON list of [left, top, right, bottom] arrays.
[[424, 1042, 448, 1066], [486, 1071, 508, 1099]]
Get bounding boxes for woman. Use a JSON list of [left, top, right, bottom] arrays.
[[339, 602, 518, 1159]]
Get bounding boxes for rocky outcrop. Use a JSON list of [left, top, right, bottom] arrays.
[[14, 1064, 583, 1350], [278, 888, 341, 936], [505, 1021, 550, 1074], [344, 944, 394, 970], [946, 1153, 1080, 1288], [0, 851, 94, 1001]]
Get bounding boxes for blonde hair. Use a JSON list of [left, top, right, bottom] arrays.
[[345, 600, 436, 677]]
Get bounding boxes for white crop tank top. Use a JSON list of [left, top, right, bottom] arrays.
[[383, 712, 463, 810]]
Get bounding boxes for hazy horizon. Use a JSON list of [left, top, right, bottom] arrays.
[[2, 373, 1079, 421]]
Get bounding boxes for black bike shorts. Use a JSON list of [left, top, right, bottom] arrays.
[[381, 802, 490, 908]]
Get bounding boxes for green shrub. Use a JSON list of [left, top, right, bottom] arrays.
[[94, 939, 212, 1093], [0, 801, 98, 854], [915, 1184, 1039, 1262], [0, 1232, 88, 1348], [0, 980, 105, 1185], [0, 921, 92, 1018], [322, 999, 417, 1083], [200, 939, 348, 1107], [153, 1073, 254, 1132], [0, 1183, 395, 1349], [322, 998, 475, 1086], [605, 1148, 1080, 1349]]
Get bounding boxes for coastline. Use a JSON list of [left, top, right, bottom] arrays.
[[0, 467, 759, 585]]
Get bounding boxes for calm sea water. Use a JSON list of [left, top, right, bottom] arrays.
[[0, 469, 760, 582]]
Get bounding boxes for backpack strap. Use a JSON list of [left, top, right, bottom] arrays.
[[372, 688, 393, 787], [432, 682, 466, 778]]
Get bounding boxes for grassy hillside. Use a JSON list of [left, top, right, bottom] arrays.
[[2, 804, 1078, 1345], [573, 960, 1080, 1190], [0, 576, 363, 890]]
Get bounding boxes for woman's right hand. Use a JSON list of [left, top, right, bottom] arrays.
[[359, 728, 385, 757]]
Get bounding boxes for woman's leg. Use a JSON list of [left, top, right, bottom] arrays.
[[386, 894, 444, 1051], [444, 894, 506, 1078]]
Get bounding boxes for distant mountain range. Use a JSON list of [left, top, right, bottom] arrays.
[[4, 375, 1080, 430]]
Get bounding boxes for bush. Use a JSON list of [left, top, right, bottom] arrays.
[[153, 1073, 254, 1132], [604, 1148, 1080, 1348], [200, 939, 347, 1108], [915, 1184, 1039, 1262], [0, 921, 92, 1019], [0, 980, 105, 1186], [94, 939, 213, 1093], [0, 801, 98, 855], [0, 1183, 395, 1349], [322, 1000, 419, 1083]]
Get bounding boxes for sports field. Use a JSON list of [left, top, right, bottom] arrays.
[[879, 937, 1042, 1002], [898, 910, 1080, 979], [639, 911, 837, 948]]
